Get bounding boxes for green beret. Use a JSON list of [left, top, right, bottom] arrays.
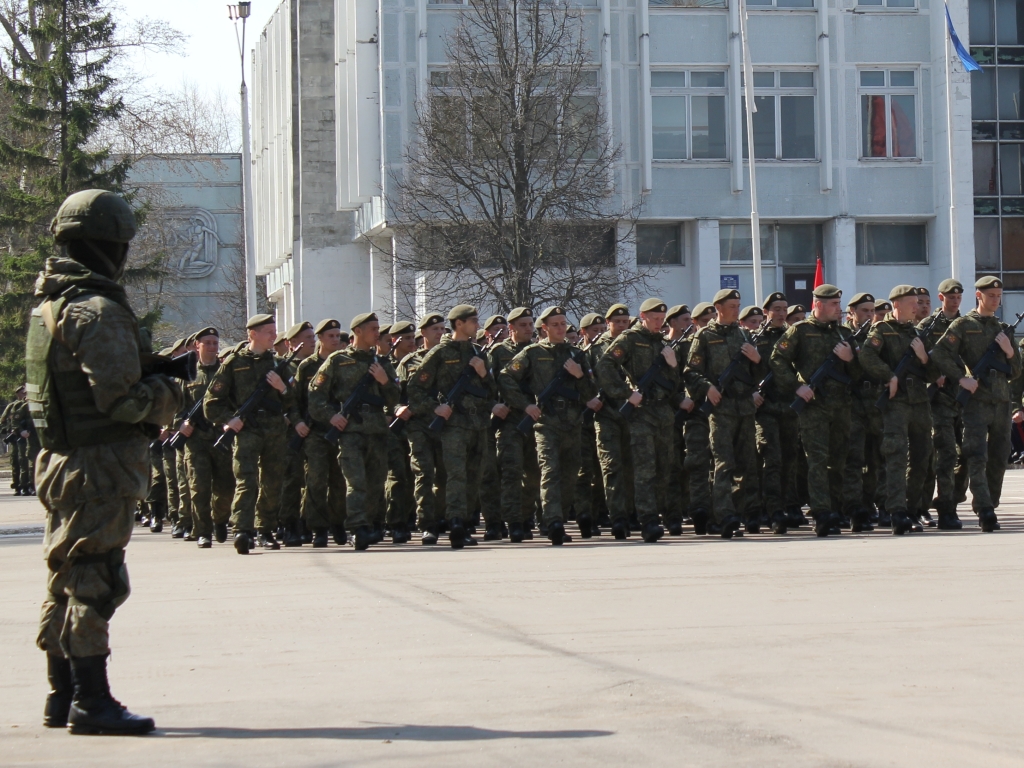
[[579, 312, 602, 328], [639, 298, 668, 313], [194, 326, 219, 340], [475, 329, 487, 341], [889, 285, 918, 301], [171, 337, 186, 351], [847, 292, 874, 308], [538, 305, 567, 323], [286, 321, 313, 340], [916, 287, 930, 296], [605, 303, 630, 319], [247, 313, 276, 330], [448, 304, 478, 323], [273, 332, 287, 346], [976, 275, 1003, 290], [390, 320, 415, 336], [157, 346, 174, 356], [483, 314, 507, 330], [665, 304, 690, 322], [339, 330, 351, 342], [350, 312, 378, 330], [567, 324, 577, 333], [378, 324, 392, 336], [739, 305, 764, 321], [713, 288, 741, 305], [786, 304, 807, 318], [507, 307, 533, 322], [314, 318, 341, 334], [874, 299, 892, 312], [762, 291, 787, 310], [692, 302, 715, 319], [938, 278, 964, 295], [418, 312, 445, 330], [812, 284, 842, 300]]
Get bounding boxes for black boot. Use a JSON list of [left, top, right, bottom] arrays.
[[149, 502, 165, 533], [508, 521, 525, 543], [786, 505, 808, 528], [877, 505, 892, 527], [919, 509, 936, 527], [667, 521, 683, 536], [420, 524, 438, 545], [44, 654, 73, 728], [214, 522, 228, 543], [641, 520, 664, 543], [719, 514, 741, 540], [258, 529, 281, 550], [576, 513, 594, 539], [353, 525, 373, 550], [392, 522, 411, 545], [769, 510, 788, 535], [233, 531, 251, 555], [850, 507, 874, 533], [312, 528, 329, 548], [170, 523, 185, 539], [548, 520, 568, 546], [331, 525, 348, 545], [691, 508, 709, 536], [978, 507, 999, 533], [611, 518, 629, 540], [483, 524, 503, 541], [449, 518, 466, 549], [813, 512, 832, 538], [67, 655, 154, 735], [282, 519, 303, 547], [891, 510, 913, 535], [936, 501, 963, 531]]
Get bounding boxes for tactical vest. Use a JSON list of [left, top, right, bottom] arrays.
[[25, 288, 142, 450]]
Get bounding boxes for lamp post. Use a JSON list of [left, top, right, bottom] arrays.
[[229, 1, 258, 319]]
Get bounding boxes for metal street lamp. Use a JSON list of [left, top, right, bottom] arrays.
[[228, 2, 258, 319]]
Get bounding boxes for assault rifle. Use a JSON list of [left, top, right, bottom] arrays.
[[2, 429, 23, 445], [516, 347, 589, 435], [213, 344, 304, 454], [428, 331, 506, 433], [955, 311, 1024, 407], [618, 326, 695, 419], [323, 354, 389, 445], [874, 312, 942, 411], [697, 323, 771, 416], [790, 320, 871, 415], [166, 396, 213, 451]]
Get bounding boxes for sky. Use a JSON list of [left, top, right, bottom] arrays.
[[116, 0, 279, 102]]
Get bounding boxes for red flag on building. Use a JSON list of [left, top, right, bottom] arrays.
[[813, 256, 824, 289]]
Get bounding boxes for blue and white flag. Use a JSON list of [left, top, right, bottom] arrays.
[[946, 3, 983, 72]]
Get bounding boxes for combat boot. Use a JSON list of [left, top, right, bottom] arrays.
[[420, 524, 438, 545], [448, 518, 466, 549], [744, 519, 760, 535], [214, 522, 228, 543], [353, 526, 373, 550], [508, 521, 525, 543], [370, 523, 385, 545], [258, 529, 281, 550], [919, 509, 936, 527], [312, 528, 329, 548], [812, 512, 832, 538], [850, 507, 874, 533], [611, 518, 629, 540], [331, 525, 348, 545], [43, 654, 72, 728], [891, 510, 913, 535], [769, 510, 788, 535], [196, 536, 212, 549], [548, 520, 568, 546], [907, 512, 924, 533], [876, 505, 891, 527], [641, 520, 664, 543], [978, 507, 999, 533], [170, 523, 185, 538], [786, 505, 808, 528], [522, 526, 534, 540], [690, 508, 709, 536], [719, 514, 741, 540], [483, 524, 502, 541], [392, 522, 412, 545], [576, 513, 594, 539], [67, 655, 154, 735], [282, 519, 303, 547], [233, 531, 251, 555], [667, 522, 683, 536], [936, 501, 963, 531]]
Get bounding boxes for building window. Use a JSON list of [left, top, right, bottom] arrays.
[[748, 0, 814, 7], [855, 223, 927, 265], [856, 0, 915, 8], [636, 224, 684, 266], [649, 0, 727, 7], [859, 70, 918, 159], [720, 223, 776, 263], [741, 71, 816, 160], [719, 223, 821, 264], [777, 223, 823, 264], [651, 71, 727, 160]]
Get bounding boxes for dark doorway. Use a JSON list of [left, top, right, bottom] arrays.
[[784, 270, 815, 310]]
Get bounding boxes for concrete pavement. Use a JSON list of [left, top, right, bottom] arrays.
[[2, 479, 1024, 767]]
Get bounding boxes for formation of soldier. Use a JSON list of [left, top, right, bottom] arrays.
[[1, 384, 39, 495], [132, 274, 1022, 554]]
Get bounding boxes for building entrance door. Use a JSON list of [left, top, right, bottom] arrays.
[[784, 270, 816, 310]]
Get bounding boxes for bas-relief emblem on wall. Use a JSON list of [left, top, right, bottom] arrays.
[[146, 207, 222, 279]]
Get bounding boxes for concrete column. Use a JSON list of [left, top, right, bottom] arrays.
[[825, 216, 856, 295], [693, 219, 722, 303]]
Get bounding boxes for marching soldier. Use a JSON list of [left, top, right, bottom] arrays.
[[874, 299, 892, 324], [498, 306, 598, 544], [477, 314, 509, 540], [385, 320, 418, 542], [842, 292, 880, 532], [930, 276, 1021, 532], [664, 305, 695, 535], [576, 313, 609, 531], [683, 302, 717, 534], [279, 321, 316, 545]]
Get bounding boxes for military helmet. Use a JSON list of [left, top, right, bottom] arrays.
[[51, 190, 137, 244]]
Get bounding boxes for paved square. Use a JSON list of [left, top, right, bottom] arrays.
[[2, 476, 1023, 767]]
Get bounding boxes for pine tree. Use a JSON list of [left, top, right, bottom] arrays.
[[0, 0, 130, 396]]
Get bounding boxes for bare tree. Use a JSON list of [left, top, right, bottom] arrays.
[[390, 0, 650, 319]]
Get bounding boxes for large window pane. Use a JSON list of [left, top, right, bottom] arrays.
[[651, 72, 686, 88], [777, 224, 822, 264], [855, 224, 927, 264], [691, 71, 725, 88], [1001, 143, 1024, 195], [862, 95, 888, 157], [975, 217, 1001, 270], [720, 223, 775, 263], [972, 0, 995, 45], [636, 224, 682, 265], [1002, 217, 1024, 269], [742, 96, 776, 159], [781, 96, 815, 158], [998, 68, 1024, 119], [890, 94, 916, 157], [778, 0, 814, 6], [997, 0, 1024, 45], [691, 95, 727, 159], [652, 96, 687, 159], [972, 69, 997, 120], [974, 143, 998, 195]]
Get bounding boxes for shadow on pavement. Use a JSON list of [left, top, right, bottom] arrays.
[[157, 724, 614, 741]]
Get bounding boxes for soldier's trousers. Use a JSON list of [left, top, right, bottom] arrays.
[[230, 425, 287, 533], [9, 441, 22, 488], [709, 407, 757, 524], [303, 431, 346, 530], [575, 417, 607, 521], [439, 425, 485, 525], [594, 414, 633, 523], [15, 439, 32, 489], [384, 431, 411, 528], [755, 408, 799, 513], [534, 419, 581, 526], [146, 442, 166, 515], [408, 427, 446, 530], [176, 448, 192, 525], [496, 422, 539, 524], [932, 401, 966, 505], [667, 417, 688, 525], [630, 407, 674, 525], [162, 445, 180, 521], [338, 431, 387, 531], [475, 427, 502, 527], [843, 404, 884, 514], [185, 439, 233, 537], [684, 415, 713, 514], [961, 398, 1011, 510], [278, 440, 306, 525], [797, 398, 851, 515], [879, 400, 932, 514]]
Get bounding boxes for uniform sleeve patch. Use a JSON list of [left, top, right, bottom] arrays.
[[419, 371, 430, 382], [611, 347, 624, 359], [210, 381, 224, 394], [778, 340, 789, 350], [509, 360, 522, 371], [313, 372, 327, 387], [689, 354, 702, 366], [870, 336, 882, 348], [945, 334, 958, 345]]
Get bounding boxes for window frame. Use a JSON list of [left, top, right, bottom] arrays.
[[740, 69, 818, 161], [854, 222, 929, 266], [853, 0, 918, 11], [857, 67, 921, 161], [650, 69, 729, 162], [746, 0, 816, 9], [635, 222, 686, 267]]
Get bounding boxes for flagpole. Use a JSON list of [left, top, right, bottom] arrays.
[[945, 3, 958, 281], [739, 0, 762, 305]]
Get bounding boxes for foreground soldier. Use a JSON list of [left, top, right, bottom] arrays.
[[385, 320, 417, 541], [663, 305, 694, 534], [477, 314, 508, 540], [842, 292, 880, 532], [204, 314, 294, 554], [771, 284, 858, 537], [28, 189, 182, 734], [498, 306, 598, 544], [931, 276, 1021, 532], [683, 302, 716, 533]]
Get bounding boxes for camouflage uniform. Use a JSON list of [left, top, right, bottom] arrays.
[[841, 322, 885, 522], [204, 348, 296, 534], [753, 324, 800, 517], [295, 353, 347, 533], [489, 337, 540, 526], [307, 349, 400, 534], [181, 361, 234, 539], [596, 327, 681, 529], [589, 331, 635, 527], [399, 349, 447, 531], [931, 310, 1021, 519], [497, 340, 597, 529], [161, 443, 180, 523], [1, 401, 23, 491], [407, 338, 496, 529]]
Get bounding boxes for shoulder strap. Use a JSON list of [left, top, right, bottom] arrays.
[[39, 295, 68, 347]]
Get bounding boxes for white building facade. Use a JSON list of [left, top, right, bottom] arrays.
[[251, 0, 984, 325]]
